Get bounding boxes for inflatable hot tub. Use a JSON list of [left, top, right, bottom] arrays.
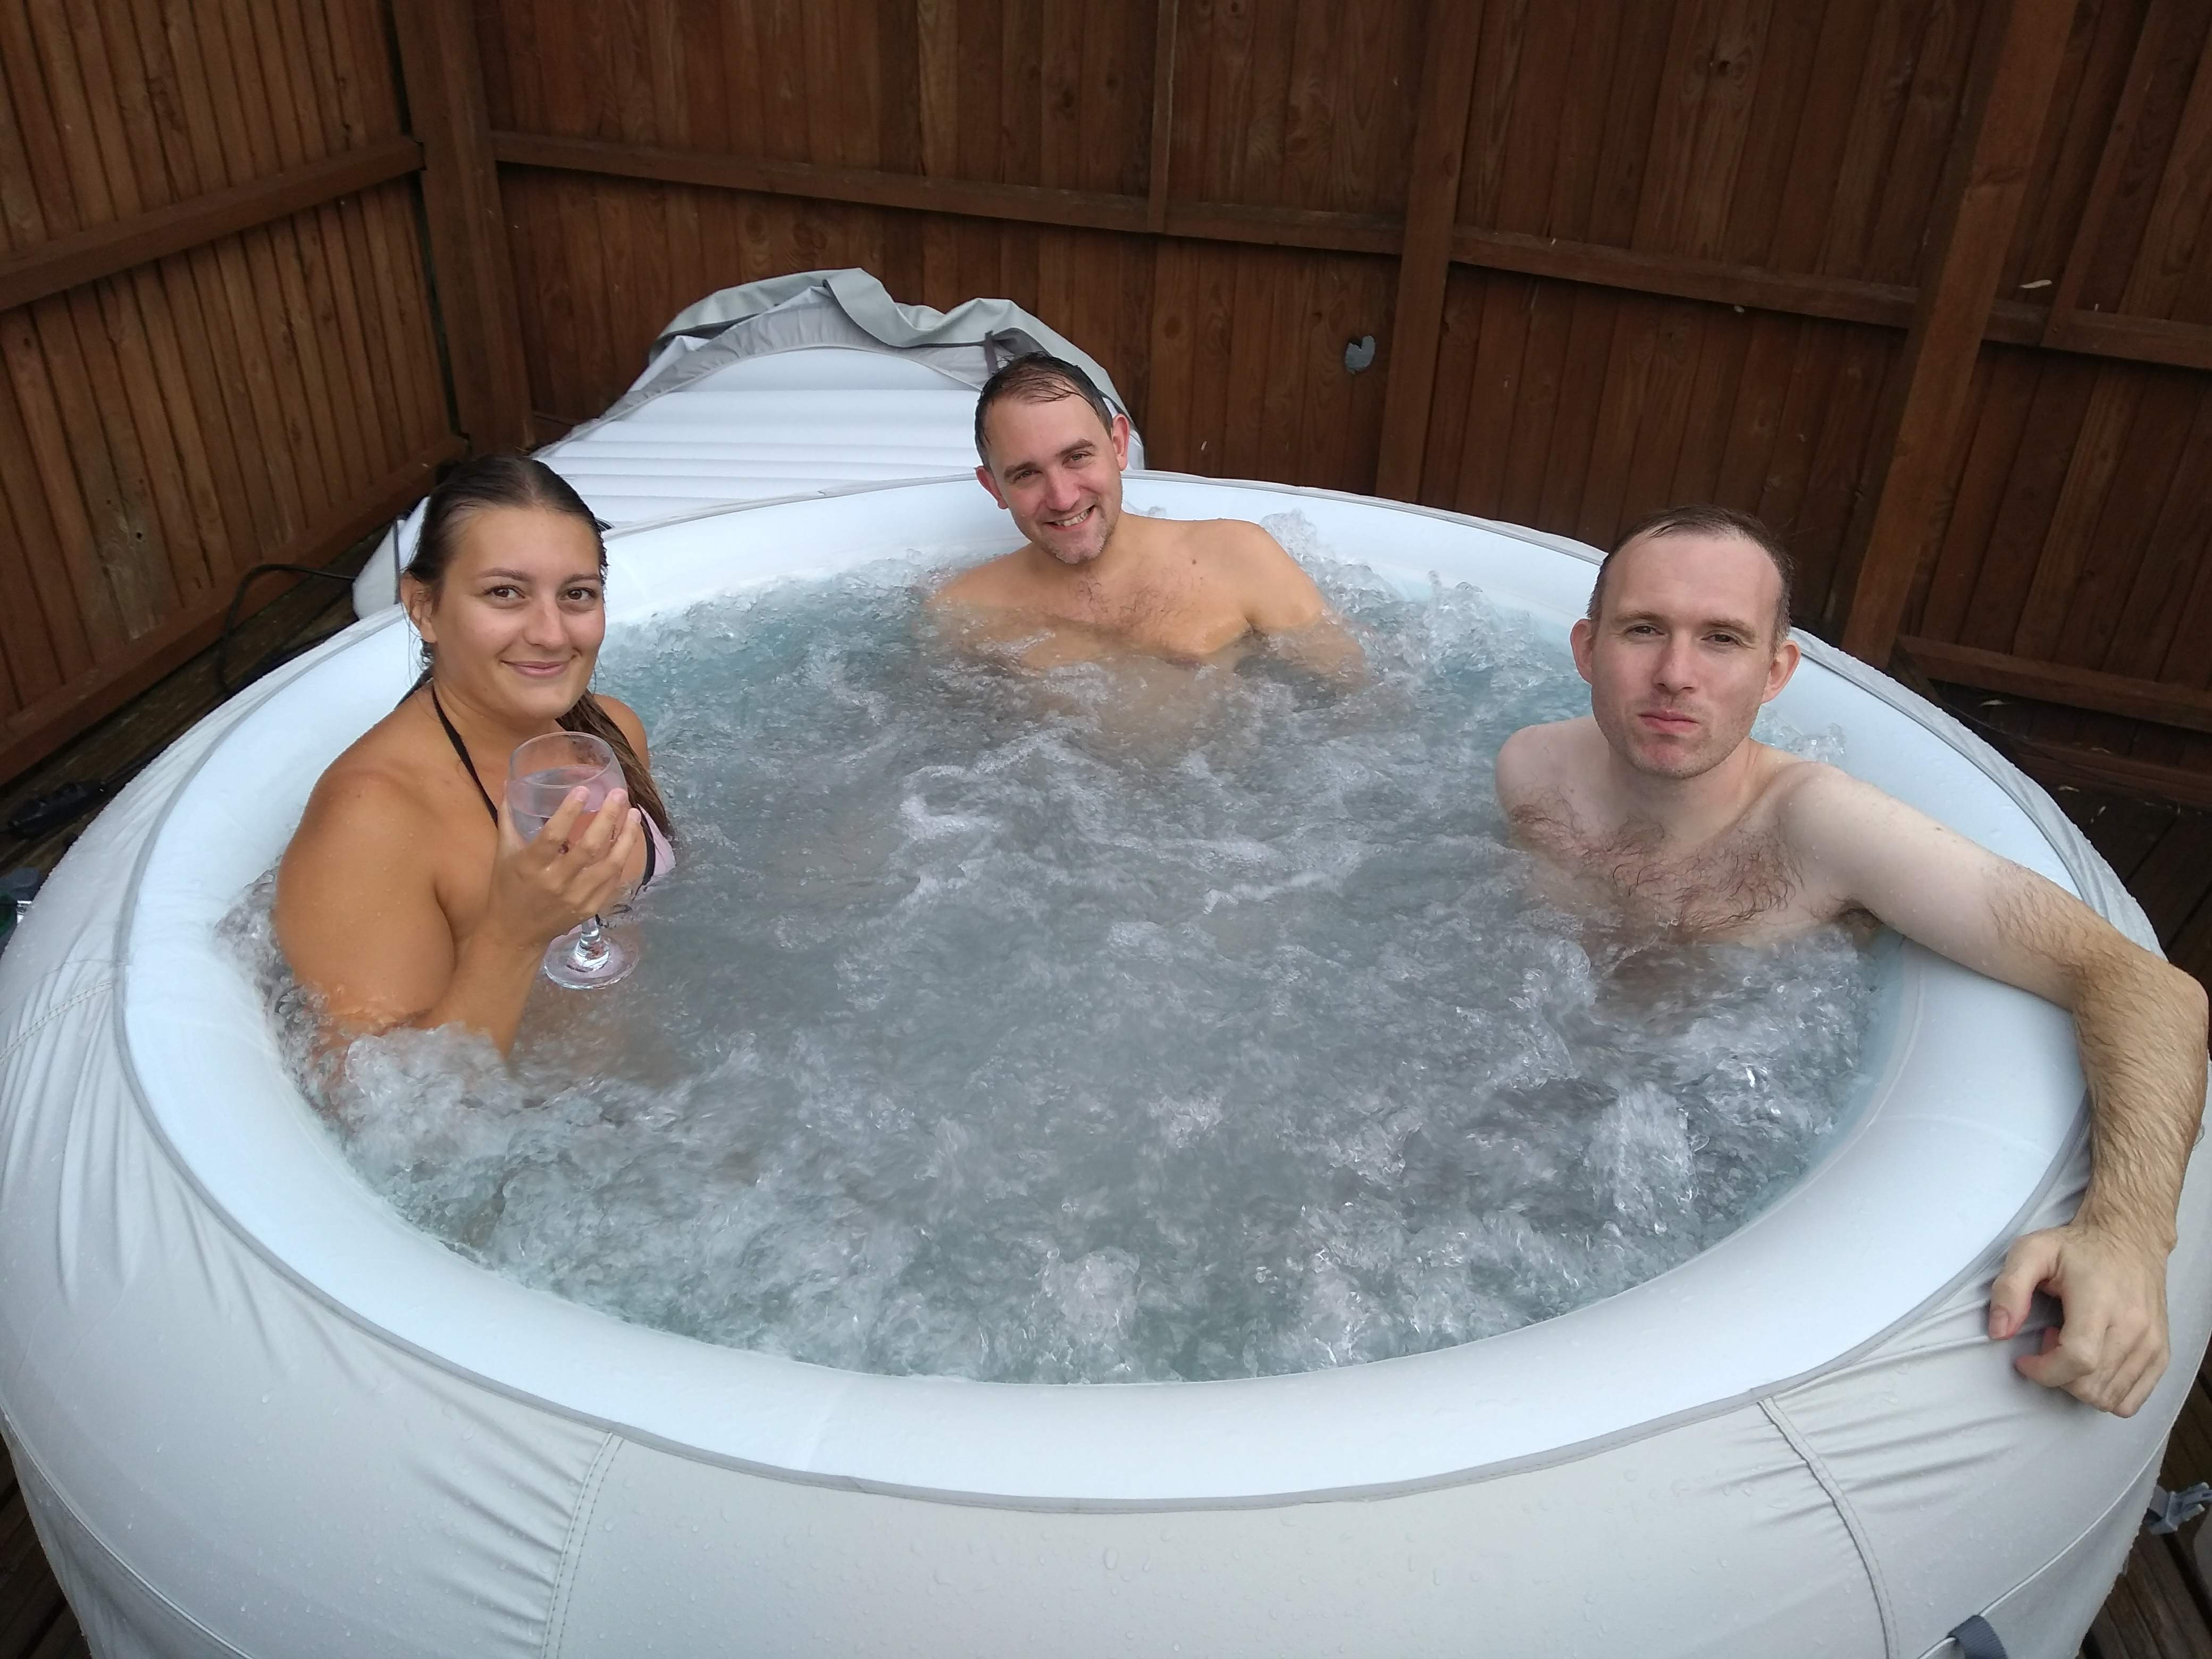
[[1, 476, 2205, 1659]]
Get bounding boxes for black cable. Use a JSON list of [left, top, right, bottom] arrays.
[[214, 562, 362, 694]]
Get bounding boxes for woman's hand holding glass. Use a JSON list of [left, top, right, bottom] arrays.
[[484, 773, 641, 983], [495, 783, 636, 925]]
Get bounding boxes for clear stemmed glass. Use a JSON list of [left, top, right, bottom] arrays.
[[506, 731, 636, 990]]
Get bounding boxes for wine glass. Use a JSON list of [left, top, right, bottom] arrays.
[[506, 731, 636, 990]]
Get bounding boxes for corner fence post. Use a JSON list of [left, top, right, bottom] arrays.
[[1372, 3, 1487, 504], [1835, 0, 2078, 663], [388, 0, 533, 456]]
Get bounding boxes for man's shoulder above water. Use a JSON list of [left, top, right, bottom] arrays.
[[929, 514, 1307, 611], [926, 514, 1351, 671], [1496, 717, 1840, 814], [1494, 718, 1881, 934]]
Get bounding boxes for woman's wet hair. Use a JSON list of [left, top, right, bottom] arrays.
[[973, 352, 1116, 467], [1587, 504, 1795, 643], [405, 454, 673, 839]]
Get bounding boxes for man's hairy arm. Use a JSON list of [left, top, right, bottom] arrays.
[[1781, 767, 2209, 1415]]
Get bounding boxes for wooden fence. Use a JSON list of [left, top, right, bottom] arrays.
[[5, 0, 2211, 800], [0, 2, 432, 780]]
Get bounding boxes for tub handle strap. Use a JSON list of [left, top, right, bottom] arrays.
[[2147, 1482, 2212, 1535], [1947, 1614, 2008, 1658]]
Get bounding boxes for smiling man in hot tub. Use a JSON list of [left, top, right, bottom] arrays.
[[1496, 504, 2209, 1418], [928, 353, 1364, 680]]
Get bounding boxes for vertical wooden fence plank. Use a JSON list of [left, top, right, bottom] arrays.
[[1372, 1, 1485, 501], [1916, 349, 2030, 642], [1863, 4, 1986, 287], [0, 369, 82, 691], [158, 2, 292, 553], [1499, 282, 1574, 525], [389, 0, 529, 453], [196, 0, 313, 541], [1141, 0, 1180, 453], [1963, 357, 2098, 652], [2058, 368, 2197, 667], [270, 0, 373, 499], [2040, 0, 2174, 342], [2105, 382, 2212, 675], [1, 304, 131, 653], [1838, 0, 2080, 664], [1452, 271, 1537, 514], [916, 0, 958, 300], [1146, 0, 1177, 232]]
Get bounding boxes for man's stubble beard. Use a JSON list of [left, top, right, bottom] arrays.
[[1043, 507, 1118, 568]]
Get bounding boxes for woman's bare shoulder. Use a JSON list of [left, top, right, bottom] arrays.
[[593, 693, 650, 760], [284, 710, 440, 868]]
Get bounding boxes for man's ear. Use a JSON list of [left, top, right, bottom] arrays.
[[975, 464, 1007, 509], [1569, 616, 1596, 686], [1761, 637, 1802, 704], [1109, 412, 1132, 473]]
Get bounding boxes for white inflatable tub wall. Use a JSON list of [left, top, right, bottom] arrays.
[[0, 476, 2205, 1659]]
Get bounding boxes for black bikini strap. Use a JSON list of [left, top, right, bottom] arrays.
[[428, 683, 499, 825]]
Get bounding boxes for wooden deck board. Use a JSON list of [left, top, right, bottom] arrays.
[[2066, 791, 2189, 884], [24, 1624, 87, 1659], [2093, 1530, 2212, 1659], [0, 1455, 68, 1659]]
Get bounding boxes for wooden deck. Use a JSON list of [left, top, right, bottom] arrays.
[[0, 606, 2208, 1657]]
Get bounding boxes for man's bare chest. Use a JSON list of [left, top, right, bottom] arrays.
[[1511, 799, 1810, 936], [1041, 572, 1250, 659]]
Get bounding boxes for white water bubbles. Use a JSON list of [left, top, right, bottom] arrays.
[[237, 539, 1877, 1383]]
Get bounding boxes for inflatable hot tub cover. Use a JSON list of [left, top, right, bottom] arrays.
[[350, 269, 1147, 617], [1, 475, 2206, 1659]]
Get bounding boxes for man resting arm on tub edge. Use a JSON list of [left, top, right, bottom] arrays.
[[1494, 505, 2208, 1418]]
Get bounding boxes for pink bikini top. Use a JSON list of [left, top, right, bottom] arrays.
[[639, 810, 676, 892]]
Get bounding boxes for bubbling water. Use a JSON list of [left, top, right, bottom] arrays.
[[230, 516, 1874, 1383]]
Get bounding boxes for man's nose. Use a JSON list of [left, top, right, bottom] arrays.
[[1041, 467, 1083, 509], [1654, 636, 1697, 690]]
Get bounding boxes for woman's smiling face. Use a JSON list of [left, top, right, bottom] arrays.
[[405, 505, 607, 721]]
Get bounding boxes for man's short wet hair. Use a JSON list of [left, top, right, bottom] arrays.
[[1587, 504, 1795, 643], [974, 352, 1116, 467]]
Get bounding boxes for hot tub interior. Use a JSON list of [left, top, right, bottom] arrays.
[[231, 515, 1892, 1385]]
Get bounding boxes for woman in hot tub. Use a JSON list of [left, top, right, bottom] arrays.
[[276, 455, 675, 1055]]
